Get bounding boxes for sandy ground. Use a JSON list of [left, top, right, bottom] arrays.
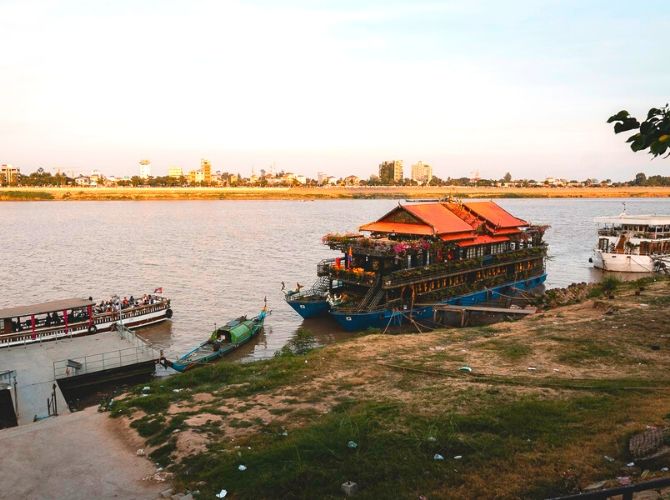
[[2, 185, 670, 201], [0, 407, 165, 500]]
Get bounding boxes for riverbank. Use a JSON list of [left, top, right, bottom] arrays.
[[109, 276, 670, 499], [2, 185, 670, 201]]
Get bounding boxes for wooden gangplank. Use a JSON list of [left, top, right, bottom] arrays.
[[430, 304, 536, 327], [432, 305, 536, 315]]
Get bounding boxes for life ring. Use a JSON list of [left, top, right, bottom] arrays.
[[88, 325, 98, 334], [165, 308, 173, 319]]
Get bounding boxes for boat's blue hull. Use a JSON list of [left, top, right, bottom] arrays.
[[286, 298, 331, 319], [330, 273, 547, 332]]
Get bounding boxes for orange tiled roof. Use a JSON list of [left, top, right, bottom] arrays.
[[439, 231, 476, 242], [404, 204, 474, 234], [463, 202, 527, 228], [456, 235, 509, 247], [358, 222, 434, 235]]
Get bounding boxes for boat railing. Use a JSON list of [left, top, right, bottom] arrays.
[[383, 249, 546, 289], [597, 228, 670, 239]]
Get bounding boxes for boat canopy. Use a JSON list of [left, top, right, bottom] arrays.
[[228, 322, 253, 344], [0, 298, 94, 320], [594, 215, 670, 226]]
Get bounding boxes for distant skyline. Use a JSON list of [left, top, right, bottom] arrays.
[[1, 0, 668, 181]]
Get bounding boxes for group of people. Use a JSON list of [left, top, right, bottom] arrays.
[[93, 294, 161, 314], [11, 310, 89, 332]]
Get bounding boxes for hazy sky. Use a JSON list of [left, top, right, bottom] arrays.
[[1, 0, 668, 180]]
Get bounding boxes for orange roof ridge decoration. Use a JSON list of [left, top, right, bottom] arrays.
[[462, 201, 528, 229]]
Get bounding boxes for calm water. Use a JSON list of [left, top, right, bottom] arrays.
[[2, 198, 669, 360]]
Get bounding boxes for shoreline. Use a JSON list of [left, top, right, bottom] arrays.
[[2, 185, 670, 201], [107, 276, 670, 498]]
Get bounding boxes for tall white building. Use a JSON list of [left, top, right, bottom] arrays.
[[139, 159, 151, 179], [411, 161, 432, 184]]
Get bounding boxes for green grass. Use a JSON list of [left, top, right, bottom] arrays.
[[111, 354, 313, 417], [557, 340, 618, 365], [483, 340, 532, 361], [0, 190, 54, 200], [172, 396, 616, 499]]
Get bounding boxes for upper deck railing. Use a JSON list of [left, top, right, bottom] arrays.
[[597, 228, 670, 239], [0, 300, 169, 347]]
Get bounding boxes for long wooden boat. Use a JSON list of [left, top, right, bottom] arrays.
[[0, 294, 172, 348], [168, 307, 268, 372], [285, 199, 548, 331]]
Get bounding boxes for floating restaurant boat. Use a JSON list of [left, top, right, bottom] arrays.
[[285, 199, 547, 331], [168, 306, 268, 372], [593, 212, 670, 273], [0, 294, 172, 348]]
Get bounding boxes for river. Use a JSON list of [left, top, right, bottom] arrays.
[[2, 198, 669, 360]]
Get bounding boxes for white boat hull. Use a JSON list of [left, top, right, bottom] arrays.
[[593, 250, 656, 273]]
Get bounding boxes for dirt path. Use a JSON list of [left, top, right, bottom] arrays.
[[0, 407, 165, 500]]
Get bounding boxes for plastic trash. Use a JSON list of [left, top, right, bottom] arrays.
[[280, 430, 288, 436], [527, 367, 537, 371], [347, 441, 358, 449], [238, 465, 247, 471], [458, 366, 472, 373], [626, 462, 635, 467], [661, 467, 669, 472], [142, 386, 150, 392], [427, 436, 437, 442], [216, 490, 228, 499], [433, 454, 444, 461], [603, 455, 615, 462], [173, 388, 183, 393], [136, 449, 145, 456], [453, 455, 462, 460]]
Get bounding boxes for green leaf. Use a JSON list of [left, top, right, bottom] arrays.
[[647, 108, 662, 119], [607, 110, 630, 123], [626, 132, 641, 143], [614, 117, 640, 134], [639, 121, 658, 135]]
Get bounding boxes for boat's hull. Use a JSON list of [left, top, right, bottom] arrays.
[[170, 315, 265, 372], [592, 250, 660, 273], [330, 273, 547, 332], [286, 298, 330, 319]]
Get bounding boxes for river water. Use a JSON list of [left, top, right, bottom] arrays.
[[2, 198, 669, 360]]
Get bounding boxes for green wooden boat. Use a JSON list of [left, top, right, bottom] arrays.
[[169, 307, 268, 372]]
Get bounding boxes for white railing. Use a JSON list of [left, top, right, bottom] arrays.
[[52, 327, 161, 379]]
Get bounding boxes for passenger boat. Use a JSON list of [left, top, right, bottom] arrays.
[[284, 199, 547, 331], [168, 306, 268, 372], [0, 294, 172, 348], [593, 212, 670, 273]]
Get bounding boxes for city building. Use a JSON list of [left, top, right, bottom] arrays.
[[317, 172, 328, 184], [411, 161, 432, 184], [168, 167, 184, 179], [0, 164, 20, 186], [139, 159, 151, 179], [201, 159, 212, 185], [378, 160, 403, 184]]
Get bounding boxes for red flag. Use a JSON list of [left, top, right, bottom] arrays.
[[154, 287, 163, 294]]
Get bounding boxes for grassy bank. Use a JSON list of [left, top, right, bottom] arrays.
[[109, 277, 670, 499], [3, 185, 670, 201]]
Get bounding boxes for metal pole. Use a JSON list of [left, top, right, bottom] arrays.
[[13, 373, 18, 418]]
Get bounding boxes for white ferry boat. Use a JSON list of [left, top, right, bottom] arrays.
[[0, 294, 172, 348], [593, 213, 670, 273]]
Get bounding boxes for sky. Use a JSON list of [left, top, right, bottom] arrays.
[[1, 0, 668, 181]]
